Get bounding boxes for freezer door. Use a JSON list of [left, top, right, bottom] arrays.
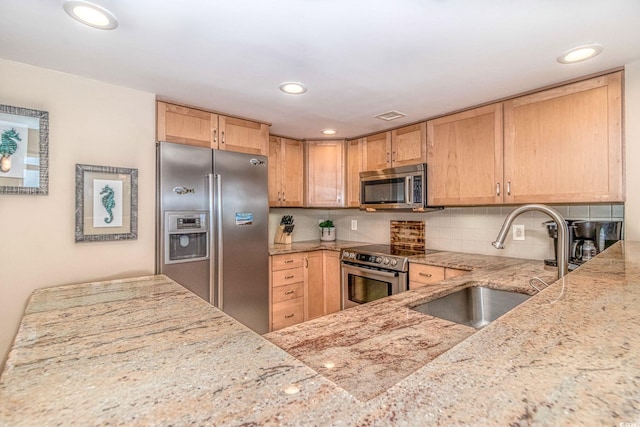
[[213, 150, 269, 334], [158, 141, 212, 212]]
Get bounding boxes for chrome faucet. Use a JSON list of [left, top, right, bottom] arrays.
[[492, 204, 569, 279]]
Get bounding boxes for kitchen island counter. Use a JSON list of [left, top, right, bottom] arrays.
[[2, 242, 639, 425]]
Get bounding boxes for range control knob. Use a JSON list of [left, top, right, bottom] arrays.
[[390, 259, 398, 266], [382, 257, 390, 265], [342, 251, 350, 259], [375, 256, 383, 263]]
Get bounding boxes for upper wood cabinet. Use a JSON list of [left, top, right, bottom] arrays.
[[503, 71, 623, 203], [268, 136, 304, 207], [305, 139, 346, 207], [346, 138, 364, 207], [427, 71, 624, 206], [427, 103, 503, 206], [363, 123, 426, 171], [156, 101, 269, 156], [157, 102, 216, 148], [218, 116, 269, 155]]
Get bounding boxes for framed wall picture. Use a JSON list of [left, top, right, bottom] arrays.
[[75, 164, 138, 242], [0, 104, 49, 195]]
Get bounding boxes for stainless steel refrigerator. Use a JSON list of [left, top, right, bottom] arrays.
[[156, 141, 269, 334]]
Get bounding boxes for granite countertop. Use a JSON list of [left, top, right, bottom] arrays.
[[269, 239, 367, 255], [2, 242, 639, 425]]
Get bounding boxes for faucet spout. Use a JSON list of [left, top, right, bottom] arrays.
[[492, 204, 569, 279]]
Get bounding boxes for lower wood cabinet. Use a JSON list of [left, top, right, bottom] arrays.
[[270, 250, 342, 331], [409, 263, 469, 290]]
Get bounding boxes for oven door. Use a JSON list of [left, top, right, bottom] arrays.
[[341, 262, 407, 309]]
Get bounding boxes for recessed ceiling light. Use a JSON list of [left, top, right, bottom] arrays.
[[279, 82, 307, 95], [63, 1, 118, 30], [321, 129, 337, 135], [557, 44, 603, 64]]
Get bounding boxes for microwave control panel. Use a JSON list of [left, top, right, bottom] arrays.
[[413, 175, 423, 203]]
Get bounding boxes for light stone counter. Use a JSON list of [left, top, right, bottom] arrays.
[[2, 242, 639, 425], [269, 239, 368, 255]]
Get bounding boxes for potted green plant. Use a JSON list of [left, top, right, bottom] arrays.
[[319, 219, 336, 241]]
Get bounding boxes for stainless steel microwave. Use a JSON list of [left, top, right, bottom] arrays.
[[359, 164, 441, 211]]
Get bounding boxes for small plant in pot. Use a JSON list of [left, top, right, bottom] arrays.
[[319, 220, 336, 241]]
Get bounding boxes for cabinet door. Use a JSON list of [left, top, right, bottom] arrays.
[[391, 123, 426, 167], [503, 71, 623, 203], [427, 104, 503, 206], [323, 251, 342, 315], [281, 138, 304, 207], [346, 138, 363, 207], [363, 132, 392, 170], [409, 264, 445, 289], [306, 140, 345, 207], [157, 102, 215, 148], [305, 251, 324, 320], [219, 116, 269, 155], [268, 136, 282, 206]]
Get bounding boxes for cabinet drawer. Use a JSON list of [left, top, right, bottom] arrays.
[[272, 267, 304, 287], [272, 297, 304, 330], [273, 282, 304, 303], [271, 253, 305, 271], [409, 264, 445, 289]]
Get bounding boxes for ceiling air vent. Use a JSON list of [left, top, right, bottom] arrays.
[[374, 110, 406, 121]]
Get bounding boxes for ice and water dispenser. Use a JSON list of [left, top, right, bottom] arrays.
[[164, 211, 209, 264]]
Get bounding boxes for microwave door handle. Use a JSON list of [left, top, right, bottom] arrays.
[[405, 176, 413, 204]]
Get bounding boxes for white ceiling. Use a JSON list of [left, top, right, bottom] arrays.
[[1, 1, 640, 139]]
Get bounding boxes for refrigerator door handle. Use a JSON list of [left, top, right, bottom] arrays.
[[215, 173, 224, 310]]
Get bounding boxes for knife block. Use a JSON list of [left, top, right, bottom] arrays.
[[274, 225, 292, 244]]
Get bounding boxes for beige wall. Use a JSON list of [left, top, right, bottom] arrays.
[[625, 60, 640, 239], [0, 59, 156, 365]]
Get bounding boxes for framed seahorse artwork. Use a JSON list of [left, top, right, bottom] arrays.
[[75, 164, 138, 242], [0, 103, 49, 195]]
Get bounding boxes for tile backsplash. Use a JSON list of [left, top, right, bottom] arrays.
[[270, 204, 624, 261]]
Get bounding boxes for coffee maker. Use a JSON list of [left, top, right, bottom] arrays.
[[543, 219, 623, 269], [571, 220, 623, 263]]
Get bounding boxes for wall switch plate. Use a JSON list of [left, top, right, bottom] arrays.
[[513, 224, 525, 240], [351, 220, 357, 230]]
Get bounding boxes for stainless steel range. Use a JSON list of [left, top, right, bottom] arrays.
[[340, 244, 439, 309]]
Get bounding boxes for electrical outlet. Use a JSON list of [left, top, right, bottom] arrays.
[[351, 220, 357, 230], [513, 224, 525, 241]]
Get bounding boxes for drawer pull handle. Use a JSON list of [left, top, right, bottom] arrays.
[[284, 274, 294, 279], [285, 314, 294, 319], [419, 272, 432, 277], [284, 290, 295, 295], [284, 260, 294, 264]]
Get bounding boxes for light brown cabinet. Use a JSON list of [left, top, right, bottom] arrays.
[[409, 263, 468, 290], [270, 250, 342, 330], [305, 250, 342, 321], [270, 253, 305, 331], [305, 140, 346, 207], [156, 101, 269, 155], [503, 71, 623, 203], [427, 71, 624, 206], [427, 103, 503, 206], [268, 136, 304, 207], [363, 123, 426, 171], [346, 138, 364, 207]]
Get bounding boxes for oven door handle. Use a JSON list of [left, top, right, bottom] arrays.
[[341, 263, 399, 278]]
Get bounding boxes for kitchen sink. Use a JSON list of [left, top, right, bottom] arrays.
[[412, 285, 531, 329]]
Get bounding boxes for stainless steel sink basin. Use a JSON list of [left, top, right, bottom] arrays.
[[412, 286, 531, 329]]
